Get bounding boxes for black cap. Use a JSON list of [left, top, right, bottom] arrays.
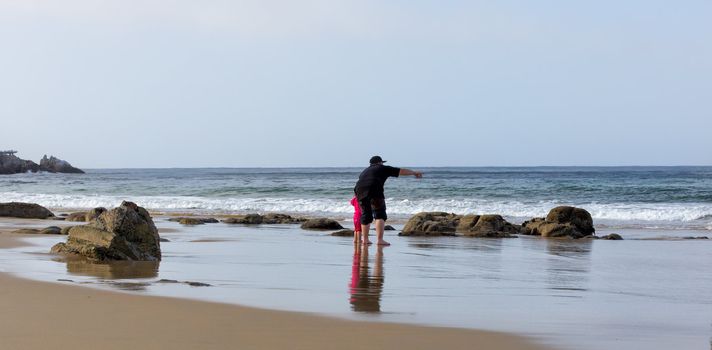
[[369, 156, 386, 164]]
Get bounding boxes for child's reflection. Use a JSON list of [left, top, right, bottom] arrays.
[[349, 244, 384, 313]]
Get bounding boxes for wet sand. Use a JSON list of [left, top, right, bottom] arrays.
[[0, 232, 552, 350]]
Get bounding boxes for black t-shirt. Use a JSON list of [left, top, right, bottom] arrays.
[[353, 164, 401, 199]]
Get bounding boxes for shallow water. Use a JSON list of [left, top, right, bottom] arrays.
[[0, 219, 710, 350]]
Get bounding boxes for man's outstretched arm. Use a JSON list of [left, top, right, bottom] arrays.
[[399, 168, 423, 178]]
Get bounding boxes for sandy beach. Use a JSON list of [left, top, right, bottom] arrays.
[[0, 232, 552, 350]]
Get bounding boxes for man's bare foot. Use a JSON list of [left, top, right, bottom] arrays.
[[377, 240, 390, 246], [362, 240, 373, 245]]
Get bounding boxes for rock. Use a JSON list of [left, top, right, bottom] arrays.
[[66, 212, 88, 222], [384, 225, 396, 231], [60, 226, 73, 235], [545, 206, 595, 236], [520, 217, 546, 235], [167, 217, 218, 224], [683, 236, 709, 240], [51, 201, 161, 261], [262, 213, 307, 224], [0, 202, 54, 219], [221, 213, 305, 225], [0, 151, 39, 174], [12, 228, 40, 234], [38, 155, 84, 174], [159, 238, 171, 242], [300, 218, 344, 230], [457, 214, 518, 238], [331, 229, 355, 237], [222, 214, 264, 224], [521, 207, 595, 239], [40, 226, 62, 235], [186, 281, 212, 287], [85, 207, 107, 222], [400, 212, 460, 236], [178, 218, 205, 225], [13, 226, 62, 235], [599, 233, 623, 240]]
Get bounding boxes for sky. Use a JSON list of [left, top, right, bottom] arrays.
[[1, 0, 711, 168]]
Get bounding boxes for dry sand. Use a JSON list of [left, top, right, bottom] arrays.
[[0, 232, 554, 350]]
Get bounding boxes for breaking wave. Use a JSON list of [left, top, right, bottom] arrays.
[[2, 192, 711, 228]]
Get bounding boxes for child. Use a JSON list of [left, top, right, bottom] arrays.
[[350, 196, 362, 243]]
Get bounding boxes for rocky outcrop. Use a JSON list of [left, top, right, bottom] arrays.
[[300, 218, 344, 230], [400, 212, 460, 236], [0, 202, 54, 219], [457, 214, 519, 238], [222, 213, 306, 225], [521, 206, 595, 239], [0, 151, 83, 174], [51, 201, 161, 261], [0, 152, 39, 174], [38, 155, 84, 174]]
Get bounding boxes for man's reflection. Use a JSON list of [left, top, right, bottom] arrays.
[[349, 244, 384, 313]]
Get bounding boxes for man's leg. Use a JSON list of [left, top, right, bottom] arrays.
[[374, 219, 389, 245], [372, 198, 390, 246]]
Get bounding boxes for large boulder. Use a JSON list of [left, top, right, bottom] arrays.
[[521, 206, 595, 239], [400, 212, 460, 236], [457, 214, 519, 238], [300, 218, 344, 230], [39, 155, 84, 174], [546, 206, 595, 235], [51, 201, 161, 261], [0, 202, 54, 219]]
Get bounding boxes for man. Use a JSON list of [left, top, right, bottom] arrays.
[[353, 156, 423, 246]]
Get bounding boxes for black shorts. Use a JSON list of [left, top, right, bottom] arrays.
[[358, 197, 387, 225]]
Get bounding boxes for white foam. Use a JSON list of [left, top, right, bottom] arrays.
[[2, 192, 711, 226]]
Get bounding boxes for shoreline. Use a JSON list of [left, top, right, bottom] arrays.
[[0, 232, 555, 350]]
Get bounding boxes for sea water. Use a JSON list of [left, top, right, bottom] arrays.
[[1, 167, 711, 230]]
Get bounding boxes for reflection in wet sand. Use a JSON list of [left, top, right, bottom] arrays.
[[545, 240, 592, 294], [63, 257, 160, 279], [349, 244, 384, 313]]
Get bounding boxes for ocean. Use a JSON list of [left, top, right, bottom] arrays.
[[1, 166, 711, 231]]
